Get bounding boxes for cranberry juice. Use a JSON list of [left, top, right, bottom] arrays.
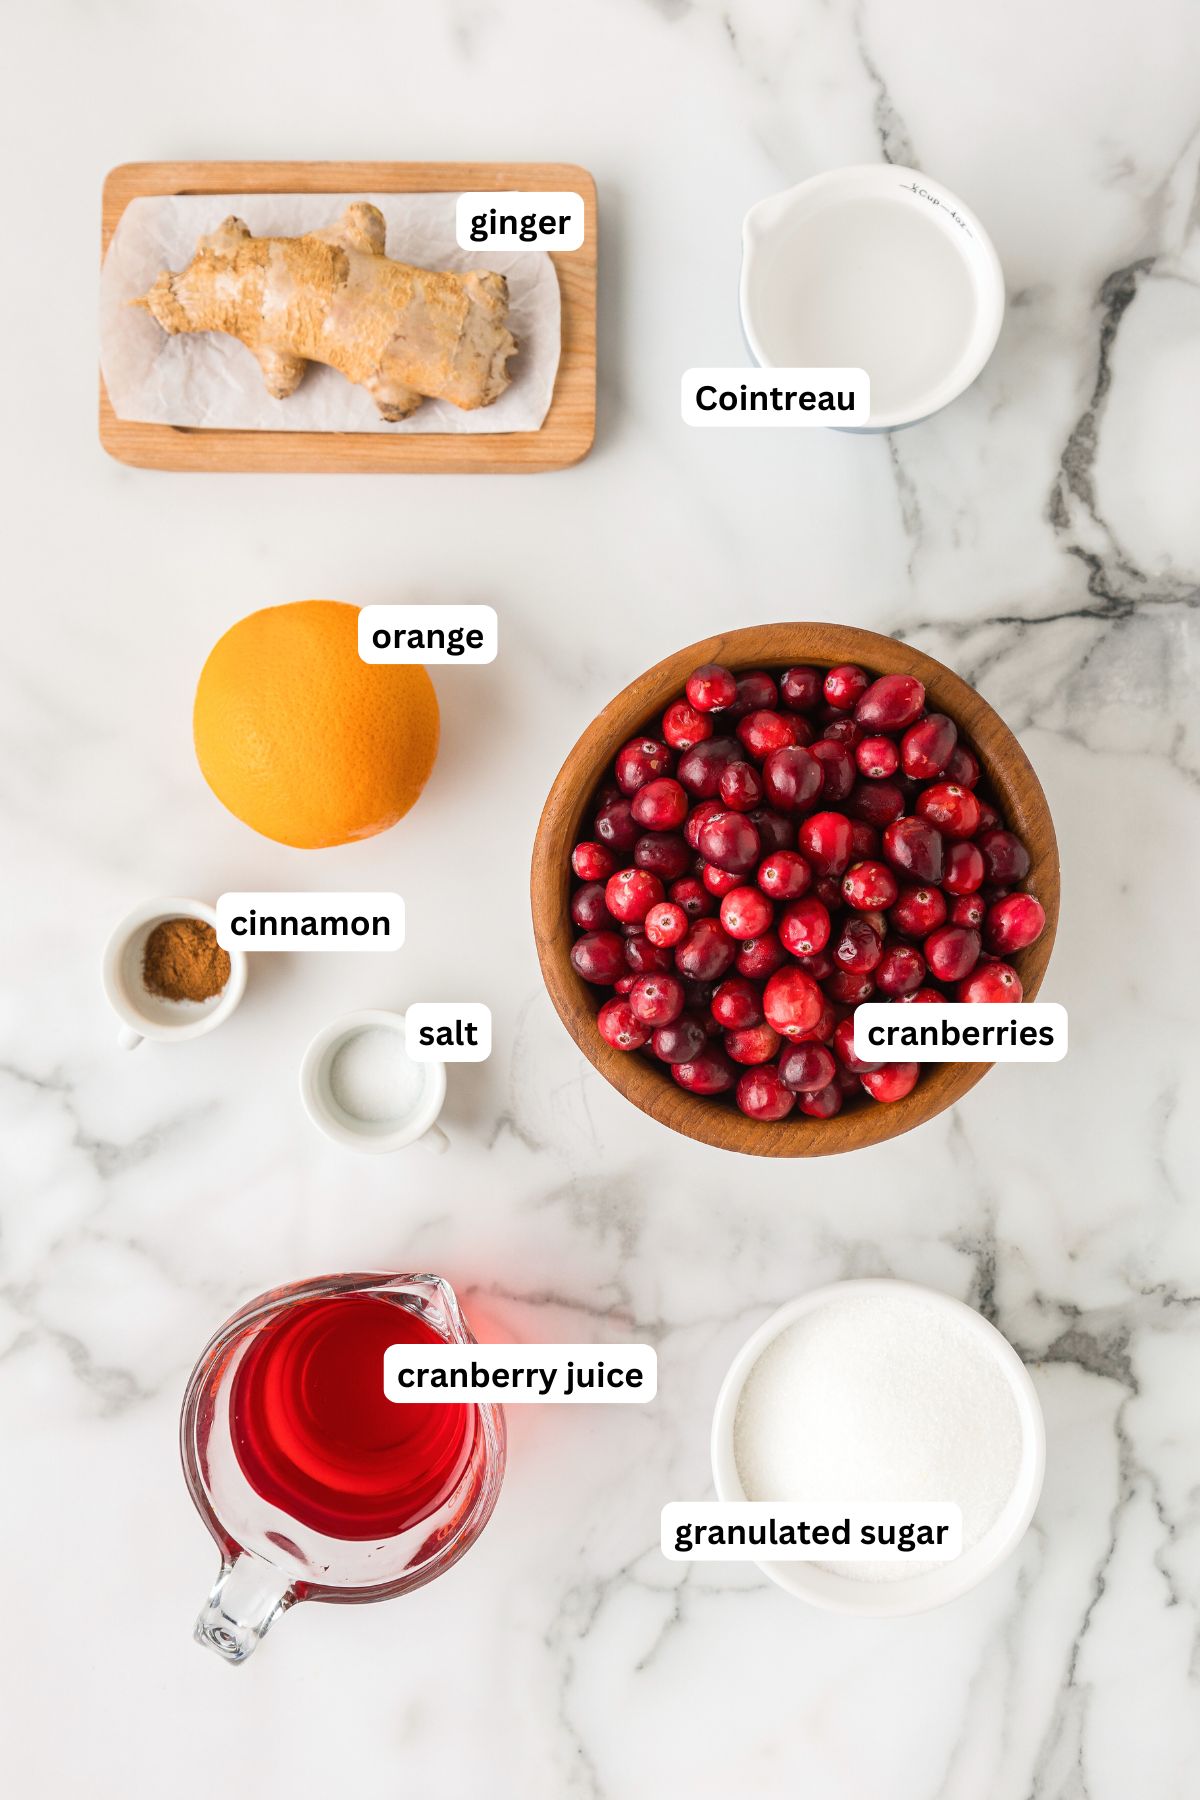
[[230, 1293, 474, 1540]]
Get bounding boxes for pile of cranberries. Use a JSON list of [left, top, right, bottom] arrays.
[[567, 659, 1047, 1123]]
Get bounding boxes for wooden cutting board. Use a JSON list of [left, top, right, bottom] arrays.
[[99, 161, 597, 474]]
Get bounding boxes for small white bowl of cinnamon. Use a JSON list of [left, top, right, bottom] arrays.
[[102, 896, 247, 1049]]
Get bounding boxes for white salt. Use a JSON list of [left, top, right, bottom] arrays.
[[328, 1027, 424, 1125], [733, 1289, 1024, 1582]]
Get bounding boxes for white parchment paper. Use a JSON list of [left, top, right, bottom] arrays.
[[99, 193, 561, 434]]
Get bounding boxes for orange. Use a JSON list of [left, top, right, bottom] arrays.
[[194, 600, 439, 849]]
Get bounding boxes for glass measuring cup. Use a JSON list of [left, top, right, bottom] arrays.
[[181, 1272, 505, 1664]]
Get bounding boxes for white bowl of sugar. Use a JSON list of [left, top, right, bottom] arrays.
[[711, 1278, 1044, 1616], [740, 165, 1005, 431]]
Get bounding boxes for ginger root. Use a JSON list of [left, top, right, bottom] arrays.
[[136, 202, 517, 419]]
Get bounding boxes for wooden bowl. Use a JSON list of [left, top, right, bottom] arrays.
[[531, 624, 1059, 1157]]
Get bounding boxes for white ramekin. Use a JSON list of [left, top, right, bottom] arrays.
[[710, 1278, 1045, 1616]]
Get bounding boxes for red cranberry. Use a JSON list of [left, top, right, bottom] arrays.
[[710, 976, 763, 1030], [676, 737, 741, 798], [882, 816, 944, 884], [748, 807, 796, 852], [856, 735, 899, 779], [629, 974, 685, 1026], [762, 967, 823, 1039], [645, 901, 688, 947], [779, 898, 831, 957], [798, 1082, 843, 1118], [634, 833, 692, 882], [916, 782, 981, 840], [624, 933, 673, 974], [824, 664, 870, 711], [651, 1016, 707, 1063], [697, 810, 761, 874], [594, 796, 639, 851], [736, 1065, 795, 1121], [597, 998, 650, 1051], [985, 893, 1046, 954], [948, 894, 985, 930], [798, 811, 853, 876], [977, 828, 1031, 883], [572, 841, 614, 881], [959, 961, 1023, 1003], [615, 736, 672, 795], [724, 1023, 781, 1065], [777, 1042, 837, 1093], [685, 664, 738, 712], [898, 987, 946, 1004], [758, 850, 812, 901], [942, 840, 985, 895], [614, 974, 637, 994], [945, 744, 980, 788], [737, 709, 797, 760], [733, 671, 779, 714], [684, 798, 723, 850], [826, 969, 875, 1004], [901, 713, 957, 779], [736, 932, 788, 979], [631, 777, 687, 831], [974, 799, 1002, 834], [833, 917, 884, 974], [848, 780, 906, 827], [571, 931, 625, 984], [810, 740, 856, 802], [848, 821, 880, 860], [763, 745, 823, 813], [794, 947, 835, 981], [875, 942, 926, 997], [718, 760, 764, 812], [669, 875, 714, 919], [832, 1016, 881, 1075], [571, 883, 610, 930], [675, 917, 737, 981], [702, 862, 743, 897], [854, 673, 925, 732], [860, 1063, 919, 1103], [719, 886, 774, 940], [661, 700, 713, 752], [841, 860, 899, 911], [823, 717, 862, 748], [672, 1046, 736, 1094], [813, 874, 842, 910], [925, 925, 981, 983], [605, 867, 664, 924], [890, 884, 947, 938], [781, 665, 823, 712]]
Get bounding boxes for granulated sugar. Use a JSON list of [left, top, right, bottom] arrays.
[[733, 1288, 1023, 1581]]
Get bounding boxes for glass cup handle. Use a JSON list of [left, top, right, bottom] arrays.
[[194, 1553, 295, 1664]]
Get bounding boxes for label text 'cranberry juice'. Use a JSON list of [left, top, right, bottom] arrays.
[[230, 1293, 474, 1539]]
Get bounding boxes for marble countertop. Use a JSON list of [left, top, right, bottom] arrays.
[[5, 0, 1200, 1794]]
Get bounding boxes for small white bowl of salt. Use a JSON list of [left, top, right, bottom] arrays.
[[711, 1278, 1044, 1616], [300, 1009, 448, 1154]]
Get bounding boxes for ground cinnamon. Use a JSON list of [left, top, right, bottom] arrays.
[[142, 917, 231, 1003]]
